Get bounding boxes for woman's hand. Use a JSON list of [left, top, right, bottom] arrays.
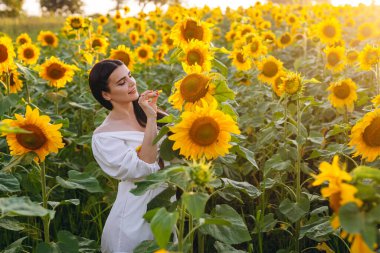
[[138, 90, 159, 119]]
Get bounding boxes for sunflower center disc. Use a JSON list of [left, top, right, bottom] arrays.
[[182, 20, 204, 42], [361, 27, 372, 37], [262, 61, 278, 78], [24, 48, 35, 59], [19, 38, 27, 44], [333, 82, 350, 99], [366, 51, 378, 64], [347, 51, 357, 61], [0, 44, 9, 63], [116, 52, 130, 66], [363, 117, 380, 147], [327, 52, 340, 66], [71, 19, 82, 29], [139, 49, 148, 58], [187, 50, 203, 65], [281, 34, 291, 44], [47, 63, 66, 80], [44, 35, 54, 45], [329, 191, 342, 213], [9, 73, 15, 86], [323, 25, 336, 38], [250, 41, 259, 53], [189, 116, 220, 146], [236, 53, 246, 63], [180, 74, 209, 102], [92, 40, 102, 48], [16, 124, 47, 150]]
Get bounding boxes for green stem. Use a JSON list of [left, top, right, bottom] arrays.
[[188, 213, 193, 253], [197, 230, 204, 253], [25, 79, 31, 103], [55, 86, 59, 115], [295, 93, 302, 253], [178, 202, 186, 252], [35, 161, 50, 243]]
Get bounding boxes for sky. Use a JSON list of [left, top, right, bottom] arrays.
[[22, 0, 380, 16]]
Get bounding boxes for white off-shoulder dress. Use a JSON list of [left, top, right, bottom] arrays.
[[91, 130, 169, 253]]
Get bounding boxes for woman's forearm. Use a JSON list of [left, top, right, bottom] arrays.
[[138, 117, 158, 164]]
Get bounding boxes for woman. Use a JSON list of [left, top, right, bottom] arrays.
[[89, 59, 170, 253]]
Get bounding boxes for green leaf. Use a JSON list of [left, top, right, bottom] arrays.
[[264, 154, 291, 176], [0, 172, 20, 192], [338, 202, 364, 234], [212, 58, 228, 77], [200, 204, 251, 244], [2, 237, 27, 253], [0, 196, 55, 219], [253, 213, 277, 233], [352, 166, 380, 183], [150, 207, 179, 248], [279, 195, 310, 223], [182, 192, 209, 219], [68, 102, 93, 110], [35, 242, 57, 253], [157, 114, 175, 124], [214, 241, 247, 253], [299, 217, 333, 241], [153, 126, 170, 145], [48, 199, 80, 210], [219, 102, 238, 121], [133, 240, 160, 253], [367, 204, 380, 223], [214, 78, 235, 102], [221, 178, 261, 199], [56, 170, 103, 193], [2, 152, 36, 172], [0, 218, 25, 231], [0, 94, 19, 115], [57, 230, 79, 253], [159, 138, 178, 161], [230, 145, 259, 171], [0, 123, 31, 134]]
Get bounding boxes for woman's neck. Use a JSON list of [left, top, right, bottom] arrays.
[[108, 102, 135, 121]]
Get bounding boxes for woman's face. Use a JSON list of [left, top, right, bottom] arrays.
[[102, 64, 139, 104]]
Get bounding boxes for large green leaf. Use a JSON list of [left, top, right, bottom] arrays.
[[2, 152, 36, 172], [0, 218, 25, 231], [338, 202, 364, 234], [230, 145, 259, 171], [0, 93, 19, 115], [221, 178, 261, 199], [57, 230, 79, 253], [56, 170, 103, 193], [0, 196, 55, 219], [214, 241, 247, 253], [150, 207, 179, 248], [1, 237, 28, 253], [352, 166, 380, 183], [182, 192, 209, 219], [214, 78, 235, 102], [0, 172, 20, 192], [279, 195, 310, 223], [200, 204, 251, 244], [299, 217, 333, 241]]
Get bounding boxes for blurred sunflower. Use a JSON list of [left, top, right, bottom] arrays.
[[317, 18, 342, 45], [16, 33, 32, 46], [168, 71, 216, 111], [66, 16, 84, 30], [371, 94, 380, 107], [357, 23, 375, 41], [123, 6, 130, 14], [86, 36, 109, 54], [0, 36, 15, 73], [97, 15, 108, 25], [358, 44, 380, 71], [171, 17, 212, 47], [39, 56, 78, 88], [277, 32, 293, 48], [182, 40, 213, 73], [257, 56, 283, 85], [349, 109, 380, 162], [272, 71, 286, 97], [281, 72, 302, 95], [1, 68, 23, 93], [115, 20, 125, 33], [243, 35, 267, 58], [261, 31, 276, 45], [346, 49, 359, 65], [136, 44, 153, 63], [1, 105, 65, 163], [162, 35, 175, 50], [37, 31, 59, 48], [324, 46, 346, 73], [229, 50, 251, 71], [327, 79, 357, 112], [129, 30, 139, 45], [155, 46, 168, 62], [109, 45, 135, 70], [17, 43, 40, 65], [168, 101, 240, 160]]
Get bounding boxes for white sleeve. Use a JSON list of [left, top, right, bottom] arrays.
[[91, 135, 160, 181]]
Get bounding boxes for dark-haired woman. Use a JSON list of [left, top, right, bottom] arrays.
[[89, 59, 173, 253]]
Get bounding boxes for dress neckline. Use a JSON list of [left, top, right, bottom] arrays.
[[93, 130, 145, 136]]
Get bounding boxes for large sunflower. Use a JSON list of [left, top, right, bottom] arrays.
[[349, 109, 380, 162], [257, 56, 283, 85], [168, 70, 217, 111], [136, 44, 153, 63], [39, 56, 77, 88], [327, 79, 357, 112], [0, 36, 15, 73], [1, 68, 23, 93], [229, 49, 251, 71], [37, 31, 59, 48], [182, 40, 213, 73], [324, 46, 346, 73], [317, 18, 342, 45], [16, 33, 32, 46], [281, 72, 302, 95], [171, 17, 212, 47], [358, 44, 380, 71], [1, 105, 65, 162], [86, 36, 109, 54], [168, 101, 240, 160], [17, 43, 40, 65], [109, 45, 135, 71], [65, 16, 85, 30]]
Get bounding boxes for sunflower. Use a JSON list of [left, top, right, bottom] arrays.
[[358, 44, 380, 71], [272, 71, 286, 97], [155, 46, 169, 62], [168, 101, 240, 160], [349, 109, 380, 162], [86, 36, 109, 54], [371, 94, 380, 107], [97, 15, 108, 25], [0, 36, 15, 73], [168, 70, 217, 111], [237, 24, 256, 37], [114, 10, 122, 20], [257, 56, 283, 85], [229, 50, 251, 71], [145, 29, 157, 45], [324, 46, 346, 73], [277, 32, 293, 49], [346, 49, 359, 65], [317, 18, 342, 45], [357, 23, 375, 41], [123, 6, 130, 14], [65, 16, 84, 30], [136, 44, 153, 63], [327, 79, 357, 112], [17, 43, 40, 65], [39, 56, 77, 88], [37, 31, 58, 48], [1, 68, 23, 93], [171, 17, 212, 47], [115, 20, 125, 33], [16, 33, 32, 46], [243, 35, 267, 58], [225, 30, 237, 42], [129, 30, 139, 45], [1, 105, 65, 162], [162, 35, 175, 50], [109, 45, 135, 71], [261, 31, 276, 45], [281, 72, 302, 95], [182, 40, 213, 73]]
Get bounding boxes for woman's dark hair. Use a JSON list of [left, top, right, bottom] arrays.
[[89, 59, 167, 128]]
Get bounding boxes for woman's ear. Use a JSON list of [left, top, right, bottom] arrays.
[[102, 91, 111, 101]]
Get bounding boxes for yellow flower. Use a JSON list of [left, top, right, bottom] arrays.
[[0, 36, 15, 73], [229, 50, 251, 71], [162, 35, 175, 50], [155, 46, 169, 62], [243, 35, 267, 58], [257, 56, 283, 85], [109, 45, 135, 71], [346, 49, 359, 65], [1, 105, 65, 162], [97, 15, 108, 25], [327, 79, 357, 112], [123, 6, 130, 14], [358, 44, 380, 71], [16, 33, 32, 46], [189, 158, 215, 186], [1, 68, 23, 93], [281, 72, 302, 95], [272, 71, 286, 97], [129, 30, 139, 45], [39, 56, 77, 88], [66, 16, 85, 30], [86, 36, 109, 54], [37, 31, 59, 48], [17, 43, 40, 65], [350, 234, 375, 253], [182, 40, 213, 73], [168, 71, 217, 111], [169, 101, 240, 160], [371, 94, 380, 107], [171, 17, 212, 47], [349, 109, 380, 162], [277, 32, 293, 48], [317, 18, 342, 45], [324, 46, 346, 73], [357, 23, 375, 41], [135, 44, 153, 63]]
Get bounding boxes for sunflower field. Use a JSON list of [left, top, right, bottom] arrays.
[[1, 2, 380, 253]]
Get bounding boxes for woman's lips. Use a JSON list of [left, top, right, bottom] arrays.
[[128, 89, 136, 94]]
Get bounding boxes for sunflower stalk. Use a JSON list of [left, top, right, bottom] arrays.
[[178, 201, 186, 252], [25, 79, 31, 104], [295, 93, 302, 253], [35, 160, 51, 243]]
